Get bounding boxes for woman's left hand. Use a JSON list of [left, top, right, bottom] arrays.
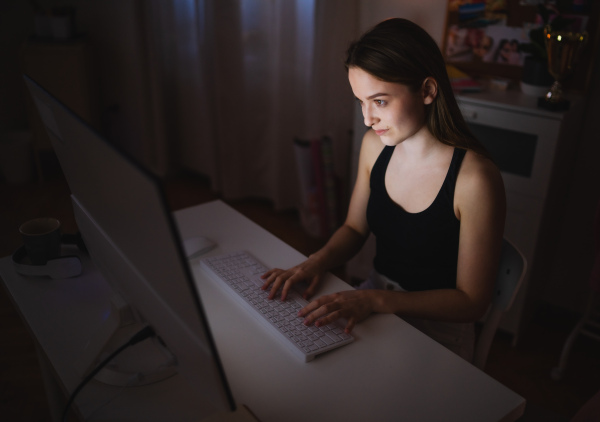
[[298, 290, 376, 334]]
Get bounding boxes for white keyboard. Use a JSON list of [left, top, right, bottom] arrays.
[[200, 251, 354, 362]]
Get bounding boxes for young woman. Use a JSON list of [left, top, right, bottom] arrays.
[[261, 18, 506, 361]]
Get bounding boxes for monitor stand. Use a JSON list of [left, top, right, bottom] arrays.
[[74, 293, 177, 387]]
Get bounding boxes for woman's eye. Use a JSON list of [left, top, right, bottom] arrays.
[[375, 99, 386, 106]]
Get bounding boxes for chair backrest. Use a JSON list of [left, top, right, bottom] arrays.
[[473, 238, 527, 370], [491, 238, 528, 311]]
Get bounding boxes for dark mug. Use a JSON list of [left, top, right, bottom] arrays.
[[19, 218, 61, 265]]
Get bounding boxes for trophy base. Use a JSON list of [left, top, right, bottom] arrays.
[[537, 96, 570, 111]]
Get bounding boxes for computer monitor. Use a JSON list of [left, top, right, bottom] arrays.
[[24, 75, 235, 418]]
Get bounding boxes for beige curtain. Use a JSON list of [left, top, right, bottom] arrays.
[[143, 0, 359, 210]]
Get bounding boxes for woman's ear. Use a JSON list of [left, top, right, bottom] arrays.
[[422, 77, 438, 105]]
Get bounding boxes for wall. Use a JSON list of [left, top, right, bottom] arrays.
[[0, 0, 167, 178], [0, 1, 34, 133], [0, 1, 82, 133], [357, 0, 448, 44]]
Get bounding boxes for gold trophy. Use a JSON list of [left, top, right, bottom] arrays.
[[539, 25, 588, 111]]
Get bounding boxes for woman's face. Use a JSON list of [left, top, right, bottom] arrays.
[[348, 67, 427, 146]]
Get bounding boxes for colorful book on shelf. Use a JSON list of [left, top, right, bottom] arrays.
[[447, 64, 483, 93]]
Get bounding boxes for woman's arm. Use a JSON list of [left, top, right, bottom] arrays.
[[261, 224, 366, 301], [261, 130, 383, 300], [299, 150, 506, 331]]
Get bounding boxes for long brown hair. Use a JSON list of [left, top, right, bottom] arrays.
[[345, 18, 488, 157]]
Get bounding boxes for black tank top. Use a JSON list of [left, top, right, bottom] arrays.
[[366, 146, 466, 291]]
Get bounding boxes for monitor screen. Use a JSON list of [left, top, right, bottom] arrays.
[[24, 75, 235, 417]]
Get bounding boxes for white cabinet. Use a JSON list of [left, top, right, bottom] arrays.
[[457, 91, 583, 343]]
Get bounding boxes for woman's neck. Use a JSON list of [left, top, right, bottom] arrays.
[[395, 125, 447, 160]]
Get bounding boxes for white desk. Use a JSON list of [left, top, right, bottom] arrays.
[[0, 247, 223, 421], [1, 200, 525, 421]]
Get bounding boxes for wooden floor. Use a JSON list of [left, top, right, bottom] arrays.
[[1, 172, 599, 421]]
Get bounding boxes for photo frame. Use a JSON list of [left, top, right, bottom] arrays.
[[442, 0, 598, 90]]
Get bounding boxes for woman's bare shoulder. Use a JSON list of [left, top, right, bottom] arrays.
[[460, 150, 503, 186], [456, 149, 506, 214]]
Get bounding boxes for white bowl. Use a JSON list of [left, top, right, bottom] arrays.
[[520, 81, 550, 97]]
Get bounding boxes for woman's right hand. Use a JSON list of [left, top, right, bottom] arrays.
[[259, 130, 374, 302], [260, 260, 323, 301]]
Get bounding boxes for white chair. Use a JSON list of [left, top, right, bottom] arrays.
[[473, 238, 527, 370]]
